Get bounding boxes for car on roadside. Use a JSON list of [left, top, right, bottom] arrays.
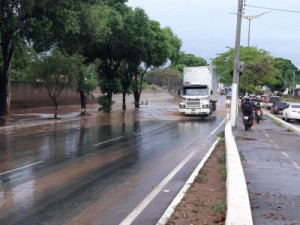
[[271, 101, 288, 114], [282, 103, 300, 122], [266, 96, 280, 110]]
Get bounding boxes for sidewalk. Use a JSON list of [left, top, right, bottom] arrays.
[[232, 114, 300, 225]]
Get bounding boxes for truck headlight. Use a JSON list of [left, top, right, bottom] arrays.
[[202, 105, 209, 108], [179, 103, 185, 108]]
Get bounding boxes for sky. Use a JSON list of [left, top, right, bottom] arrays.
[[126, 0, 300, 68]]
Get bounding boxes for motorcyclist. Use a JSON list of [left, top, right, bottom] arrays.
[[241, 97, 255, 119]]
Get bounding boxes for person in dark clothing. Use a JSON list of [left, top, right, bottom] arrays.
[[241, 97, 255, 115]]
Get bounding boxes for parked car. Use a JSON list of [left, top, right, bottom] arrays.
[[266, 96, 280, 110], [282, 103, 300, 122], [271, 101, 288, 114]]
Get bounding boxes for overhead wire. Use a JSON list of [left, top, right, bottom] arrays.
[[245, 4, 300, 14]]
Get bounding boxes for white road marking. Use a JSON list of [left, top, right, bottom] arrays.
[[92, 136, 124, 147], [0, 161, 44, 176], [264, 133, 269, 138], [120, 119, 225, 225], [120, 148, 196, 225], [281, 152, 289, 158], [274, 144, 279, 149], [157, 138, 220, 225], [208, 116, 227, 138], [292, 161, 300, 170]]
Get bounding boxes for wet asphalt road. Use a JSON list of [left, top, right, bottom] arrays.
[[0, 115, 226, 225], [233, 115, 300, 224]]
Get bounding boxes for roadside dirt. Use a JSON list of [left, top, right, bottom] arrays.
[[167, 140, 227, 225]]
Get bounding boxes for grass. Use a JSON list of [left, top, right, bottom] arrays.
[[280, 96, 300, 103], [287, 128, 293, 132], [211, 201, 227, 215], [220, 165, 227, 181], [217, 131, 225, 139], [218, 155, 226, 164], [272, 119, 283, 127], [195, 174, 204, 183]]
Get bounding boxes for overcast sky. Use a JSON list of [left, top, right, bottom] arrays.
[[126, 0, 300, 68]]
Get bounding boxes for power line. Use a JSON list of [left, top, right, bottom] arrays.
[[245, 4, 300, 14]]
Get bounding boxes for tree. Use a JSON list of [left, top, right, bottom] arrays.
[[0, 0, 83, 125], [144, 67, 182, 88], [169, 52, 207, 73], [28, 49, 80, 119], [273, 58, 299, 92], [131, 20, 179, 108], [76, 64, 97, 115], [212, 46, 281, 94]]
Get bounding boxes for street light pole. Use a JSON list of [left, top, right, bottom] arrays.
[[243, 11, 271, 47]]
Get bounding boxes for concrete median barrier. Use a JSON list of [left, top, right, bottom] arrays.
[[264, 110, 300, 136], [225, 120, 253, 225]]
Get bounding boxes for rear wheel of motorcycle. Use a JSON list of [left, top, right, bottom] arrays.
[[256, 118, 259, 123]]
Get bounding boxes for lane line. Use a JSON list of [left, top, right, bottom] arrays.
[[264, 133, 269, 138], [120, 118, 225, 225], [157, 138, 220, 225], [292, 161, 300, 170], [274, 144, 279, 149], [0, 161, 44, 176], [120, 148, 196, 225], [208, 116, 227, 138], [281, 152, 289, 158], [92, 136, 124, 147]]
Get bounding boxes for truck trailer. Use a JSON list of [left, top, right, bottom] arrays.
[[179, 66, 219, 116]]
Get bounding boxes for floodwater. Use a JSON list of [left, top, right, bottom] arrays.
[[0, 92, 228, 224]]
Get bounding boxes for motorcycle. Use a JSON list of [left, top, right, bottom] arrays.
[[243, 113, 253, 131], [226, 98, 231, 108], [255, 108, 262, 123]]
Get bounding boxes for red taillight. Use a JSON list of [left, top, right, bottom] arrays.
[[292, 110, 296, 112]]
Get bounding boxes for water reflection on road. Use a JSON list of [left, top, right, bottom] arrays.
[[0, 111, 226, 225]]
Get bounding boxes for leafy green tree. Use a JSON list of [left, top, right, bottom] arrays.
[[0, 0, 83, 125], [212, 46, 281, 94], [144, 67, 182, 87], [28, 49, 80, 119], [273, 58, 299, 91], [169, 52, 207, 73], [131, 20, 179, 108]]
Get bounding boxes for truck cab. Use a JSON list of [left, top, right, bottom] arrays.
[[179, 66, 218, 117]]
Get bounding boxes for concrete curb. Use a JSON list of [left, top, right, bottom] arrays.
[[225, 120, 253, 225], [157, 138, 220, 225], [263, 110, 300, 136]]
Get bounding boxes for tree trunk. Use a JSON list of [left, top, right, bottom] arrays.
[[54, 100, 58, 119], [0, 39, 14, 126], [79, 90, 86, 115], [133, 90, 140, 108], [122, 92, 126, 110]]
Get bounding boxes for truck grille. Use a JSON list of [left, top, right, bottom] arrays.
[[186, 99, 200, 108]]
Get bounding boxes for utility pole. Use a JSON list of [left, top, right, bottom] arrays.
[[230, 0, 244, 127], [293, 70, 296, 97]]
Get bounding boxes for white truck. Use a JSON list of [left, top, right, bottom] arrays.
[[179, 66, 218, 116]]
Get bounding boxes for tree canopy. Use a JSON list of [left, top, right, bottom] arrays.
[[212, 46, 282, 94], [169, 52, 207, 73]]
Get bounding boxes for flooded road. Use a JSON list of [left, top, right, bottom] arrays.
[[0, 114, 226, 225]]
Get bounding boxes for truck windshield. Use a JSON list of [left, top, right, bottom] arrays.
[[183, 88, 208, 96]]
